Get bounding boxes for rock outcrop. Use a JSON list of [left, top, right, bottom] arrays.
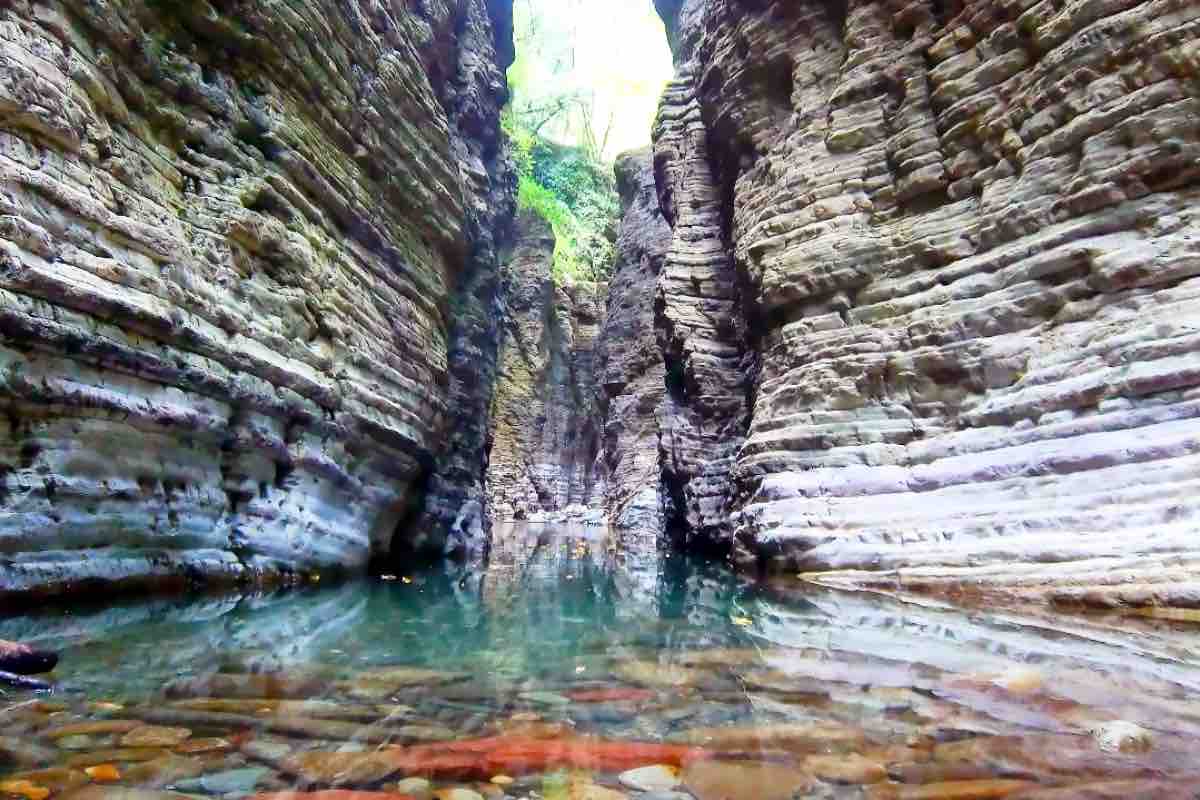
[[653, 0, 1200, 601], [486, 212, 606, 520], [0, 0, 513, 598], [596, 149, 672, 531], [406, 1, 517, 562], [653, 70, 755, 551]]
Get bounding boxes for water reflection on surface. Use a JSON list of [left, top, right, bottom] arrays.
[[2, 523, 1200, 799]]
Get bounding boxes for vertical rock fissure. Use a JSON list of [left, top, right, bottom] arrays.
[[597, 148, 673, 534]]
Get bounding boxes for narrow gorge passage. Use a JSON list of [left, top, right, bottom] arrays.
[[1, 1, 1200, 798], [2, 0, 1197, 607]]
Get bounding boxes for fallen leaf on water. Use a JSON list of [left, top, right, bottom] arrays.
[[731, 616, 753, 627]]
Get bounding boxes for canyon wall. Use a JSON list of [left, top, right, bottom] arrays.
[[653, 0, 1200, 603], [0, 0, 513, 598], [597, 149, 672, 532], [486, 212, 606, 520]]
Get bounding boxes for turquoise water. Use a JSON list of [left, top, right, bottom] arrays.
[[2, 522, 1200, 799]]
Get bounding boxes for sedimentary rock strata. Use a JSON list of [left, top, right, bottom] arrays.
[[653, 0, 1200, 599], [652, 70, 755, 550], [486, 212, 605, 520], [596, 149, 672, 531], [0, 0, 513, 597], [407, 1, 517, 562]]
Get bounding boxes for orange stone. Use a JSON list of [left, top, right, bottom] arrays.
[[0, 781, 50, 800], [682, 760, 813, 800], [392, 736, 710, 779], [804, 754, 887, 785], [280, 752, 405, 786], [482, 737, 709, 775], [84, 765, 122, 783], [3, 769, 88, 794]]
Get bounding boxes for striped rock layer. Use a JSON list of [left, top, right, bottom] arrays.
[[0, 0, 513, 598], [652, 0, 1200, 603], [597, 149, 673, 532], [486, 212, 606, 520]]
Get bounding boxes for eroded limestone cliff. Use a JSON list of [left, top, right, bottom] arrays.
[[0, 0, 513, 598], [652, 0, 1200, 603], [597, 149, 671, 532], [486, 212, 606, 520]]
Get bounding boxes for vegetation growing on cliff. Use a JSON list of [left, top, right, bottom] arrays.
[[506, 111, 617, 283], [501, 0, 671, 283]]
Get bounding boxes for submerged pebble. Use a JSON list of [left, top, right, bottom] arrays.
[[120, 727, 192, 748], [173, 766, 272, 795], [617, 765, 680, 792], [682, 760, 812, 800], [1088, 721, 1153, 753]]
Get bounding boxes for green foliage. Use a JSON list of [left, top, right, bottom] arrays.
[[507, 0, 672, 162], [506, 116, 617, 284], [502, 109, 535, 179], [518, 175, 581, 283]]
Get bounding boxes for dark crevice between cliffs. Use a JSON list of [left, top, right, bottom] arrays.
[[370, 460, 457, 577]]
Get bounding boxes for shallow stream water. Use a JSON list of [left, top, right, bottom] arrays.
[[2, 523, 1200, 800]]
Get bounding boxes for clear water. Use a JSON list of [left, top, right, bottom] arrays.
[[3, 522, 1200, 799]]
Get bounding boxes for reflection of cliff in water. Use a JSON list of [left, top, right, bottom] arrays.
[[3, 523, 1199, 741], [0, 585, 368, 699]]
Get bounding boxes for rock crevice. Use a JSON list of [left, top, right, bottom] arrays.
[[597, 148, 673, 532]]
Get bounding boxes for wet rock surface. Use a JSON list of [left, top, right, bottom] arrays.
[[649, 0, 1200, 597], [0, 0, 514, 598], [4, 525, 1200, 800]]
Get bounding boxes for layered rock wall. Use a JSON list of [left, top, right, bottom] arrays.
[[596, 149, 672, 531], [408, 1, 517, 562], [0, 0, 513, 598], [654, 0, 1200, 602], [486, 213, 606, 520], [652, 69, 755, 550]]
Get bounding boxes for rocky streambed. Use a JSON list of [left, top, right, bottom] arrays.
[[3, 524, 1200, 800]]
